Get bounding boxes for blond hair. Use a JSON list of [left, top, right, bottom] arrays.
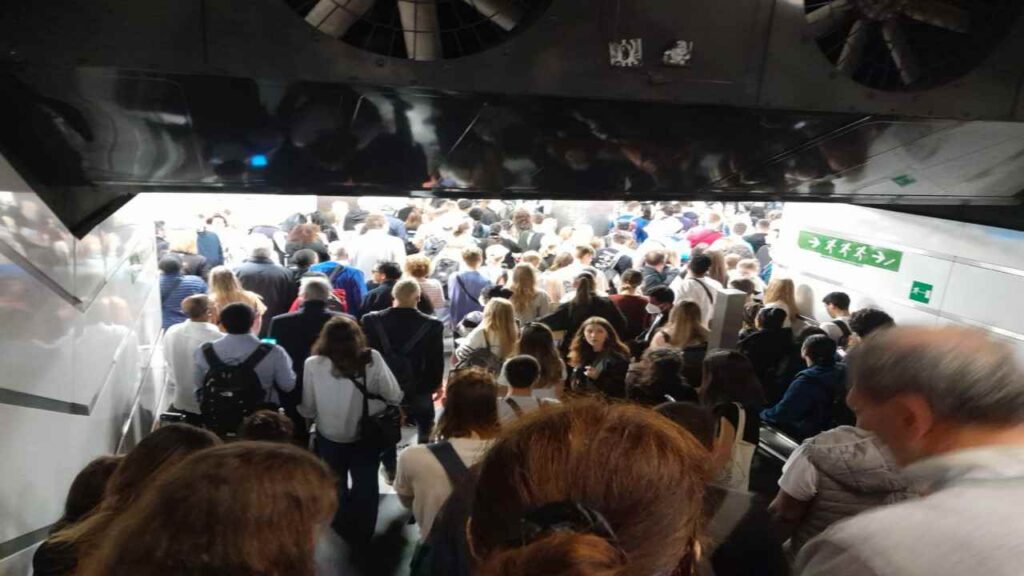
[[765, 278, 799, 318], [482, 298, 518, 360], [664, 300, 710, 347], [508, 264, 539, 316], [392, 278, 422, 305], [208, 266, 267, 320]]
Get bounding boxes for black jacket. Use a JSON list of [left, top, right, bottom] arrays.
[[235, 257, 298, 336], [363, 307, 445, 395], [539, 296, 628, 357], [268, 300, 347, 392], [171, 251, 210, 281], [360, 280, 434, 320], [571, 351, 630, 399], [640, 265, 680, 294]]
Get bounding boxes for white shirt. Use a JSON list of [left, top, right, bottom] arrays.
[[669, 275, 722, 326], [778, 443, 819, 501], [394, 437, 492, 540], [298, 351, 403, 444], [163, 320, 223, 414], [348, 229, 407, 278], [497, 394, 560, 421], [454, 326, 511, 362]]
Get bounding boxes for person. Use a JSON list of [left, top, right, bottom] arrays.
[[207, 265, 267, 332], [655, 402, 790, 576], [348, 213, 407, 278], [706, 249, 730, 288], [505, 322, 565, 398], [239, 409, 296, 443], [167, 230, 211, 281], [540, 251, 575, 302], [481, 243, 510, 284], [640, 249, 675, 293], [496, 355, 560, 420], [467, 401, 709, 576], [448, 247, 492, 329], [404, 254, 446, 314], [507, 263, 552, 324], [359, 261, 403, 320], [744, 219, 771, 254], [32, 456, 123, 576], [702, 350, 764, 491], [268, 276, 347, 441], [235, 234, 297, 337], [740, 301, 763, 339], [299, 316, 403, 545], [285, 222, 330, 264], [686, 214, 725, 247], [567, 316, 631, 398], [79, 443, 336, 576], [363, 279, 445, 480], [311, 241, 367, 318], [818, 292, 852, 345], [455, 297, 518, 366], [158, 254, 207, 330], [634, 285, 675, 356], [196, 219, 225, 267], [796, 327, 1024, 576], [735, 258, 766, 293], [287, 248, 319, 285], [286, 270, 349, 314], [162, 294, 222, 425], [729, 277, 758, 302], [738, 306, 797, 406], [763, 277, 801, 329], [651, 299, 710, 350], [760, 335, 844, 441], [846, 307, 895, 348], [43, 425, 220, 575], [670, 254, 721, 326], [395, 369, 500, 542], [194, 302, 296, 408], [627, 347, 699, 406], [609, 269, 648, 341], [539, 273, 627, 358]]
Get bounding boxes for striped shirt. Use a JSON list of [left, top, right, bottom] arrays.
[[160, 273, 208, 330]]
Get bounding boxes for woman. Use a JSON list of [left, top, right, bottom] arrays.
[[651, 300, 710, 350], [539, 273, 628, 358], [738, 306, 797, 406], [706, 249, 729, 288], [394, 369, 500, 542], [167, 229, 210, 280], [285, 223, 330, 263], [764, 277, 801, 329], [45, 425, 220, 575], [609, 269, 648, 340], [626, 347, 699, 406], [507, 263, 552, 324], [541, 251, 575, 303], [207, 266, 267, 331], [299, 316, 403, 545], [468, 401, 709, 576], [455, 298, 518, 365], [404, 254, 446, 313], [80, 443, 336, 576], [701, 350, 764, 491], [503, 322, 566, 399], [567, 316, 631, 399]]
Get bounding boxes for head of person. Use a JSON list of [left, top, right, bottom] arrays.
[[468, 400, 709, 576], [247, 234, 275, 260], [687, 254, 712, 277], [802, 334, 837, 368], [312, 316, 370, 377], [736, 258, 760, 278], [298, 276, 332, 304], [757, 306, 788, 331], [847, 307, 895, 347], [764, 278, 797, 310], [615, 269, 640, 294], [639, 347, 689, 391], [457, 199, 474, 213], [724, 253, 741, 271], [644, 249, 667, 271], [327, 241, 348, 263], [167, 230, 198, 255], [208, 266, 243, 299], [512, 208, 533, 231], [362, 213, 387, 233], [181, 294, 213, 323], [436, 368, 500, 440], [568, 316, 629, 367], [645, 286, 675, 315], [403, 254, 432, 280], [158, 254, 182, 276], [504, 355, 541, 392], [574, 245, 595, 266], [846, 327, 1024, 466], [666, 300, 708, 346], [82, 443, 336, 576], [551, 251, 574, 271], [486, 244, 510, 266], [755, 219, 770, 233], [482, 298, 518, 355], [55, 455, 124, 531], [289, 248, 318, 269], [516, 322, 565, 388], [823, 291, 851, 318], [730, 221, 748, 237], [611, 231, 632, 248], [377, 261, 402, 284], [520, 251, 542, 268], [392, 278, 422, 308], [463, 247, 484, 269], [701, 350, 763, 409], [509, 263, 538, 311], [742, 301, 763, 330], [288, 223, 319, 244], [655, 402, 716, 451], [218, 302, 257, 335], [728, 278, 757, 299], [239, 410, 295, 443]]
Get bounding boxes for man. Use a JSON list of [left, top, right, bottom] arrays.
[[669, 254, 721, 326], [269, 277, 348, 441], [311, 241, 367, 318], [744, 219, 771, 255], [194, 302, 295, 407], [448, 247, 492, 329], [497, 355, 558, 421], [287, 248, 319, 286], [162, 295, 221, 424], [235, 234, 297, 337], [640, 249, 676, 293], [633, 286, 675, 357], [847, 307, 894, 349], [363, 279, 444, 480], [159, 254, 208, 330], [820, 292, 853, 346], [797, 327, 1024, 576], [348, 213, 406, 278], [360, 261, 403, 320]]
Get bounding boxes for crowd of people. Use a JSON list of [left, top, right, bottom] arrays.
[[32, 198, 1024, 576]]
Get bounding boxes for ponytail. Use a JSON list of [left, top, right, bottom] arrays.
[[479, 532, 626, 576], [573, 274, 595, 308]]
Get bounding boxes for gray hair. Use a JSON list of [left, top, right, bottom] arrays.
[[848, 327, 1024, 424], [327, 241, 348, 261], [248, 234, 274, 259], [299, 276, 333, 302]]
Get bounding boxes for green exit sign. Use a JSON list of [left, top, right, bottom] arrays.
[[798, 230, 903, 272], [910, 281, 933, 304]]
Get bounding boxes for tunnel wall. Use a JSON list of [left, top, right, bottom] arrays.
[[0, 156, 164, 574], [776, 203, 1024, 359]]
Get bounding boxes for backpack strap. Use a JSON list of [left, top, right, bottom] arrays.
[[693, 278, 715, 303], [504, 397, 524, 417], [368, 316, 394, 355], [239, 343, 274, 372], [328, 264, 344, 285], [398, 321, 435, 356], [834, 319, 852, 337], [427, 441, 470, 488], [201, 342, 226, 369]]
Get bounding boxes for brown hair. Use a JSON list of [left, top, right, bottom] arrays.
[[764, 278, 799, 319], [509, 263, 540, 316], [463, 247, 484, 267], [55, 455, 124, 532], [663, 300, 709, 347], [311, 316, 371, 377], [287, 223, 319, 244], [568, 316, 630, 368], [516, 323, 566, 389], [404, 254, 433, 279], [706, 250, 728, 287], [80, 443, 336, 576], [435, 368, 501, 440], [240, 410, 295, 443], [469, 400, 709, 576]]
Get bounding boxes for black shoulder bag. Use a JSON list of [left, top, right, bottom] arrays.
[[350, 364, 402, 449]]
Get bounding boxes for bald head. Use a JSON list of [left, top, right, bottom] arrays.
[[849, 327, 1024, 425]]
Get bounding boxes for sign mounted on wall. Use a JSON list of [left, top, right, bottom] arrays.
[[909, 281, 934, 304], [609, 39, 643, 67], [797, 230, 903, 272]]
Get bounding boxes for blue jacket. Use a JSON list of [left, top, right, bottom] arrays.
[[761, 364, 842, 441], [196, 230, 224, 267], [310, 262, 367, 318]]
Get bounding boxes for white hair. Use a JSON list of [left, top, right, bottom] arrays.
[[299, 276, 333, 302], [248, 234, 274, 259]]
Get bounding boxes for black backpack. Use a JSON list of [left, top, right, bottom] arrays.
[[453, 334, 503, 375], [593, 247, 625, 280], [410, 443, 474, 576], [198, 343, 273, 438], [368, 317, 435, 394], [833, 319, 853, 349]]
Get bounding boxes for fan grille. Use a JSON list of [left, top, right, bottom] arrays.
[[804, 0, 1022, 91], [286, 0, 552, 60]]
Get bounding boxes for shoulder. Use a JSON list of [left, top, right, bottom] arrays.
[[397, 444, 434, 471]]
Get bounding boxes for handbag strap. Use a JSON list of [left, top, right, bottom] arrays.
[[427, 441, 470, 488], [504, 397, 524, 417], [694, 278, 714, 303]]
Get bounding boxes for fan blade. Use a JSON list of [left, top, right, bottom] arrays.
[[882, 20, 921, 85], [306, 0, 378, 37], [837, 18, 870, 76], [399, 0, 442, 61], [902, 0, 969, 33], [461, 0, 523, 32], [806, 0, 854, 38]]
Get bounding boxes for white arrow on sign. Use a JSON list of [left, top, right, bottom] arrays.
[[809, 237, 821, 248], [872, 251, 886, 264]]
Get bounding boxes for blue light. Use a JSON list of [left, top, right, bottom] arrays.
[[249, 154, 268, 168]]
